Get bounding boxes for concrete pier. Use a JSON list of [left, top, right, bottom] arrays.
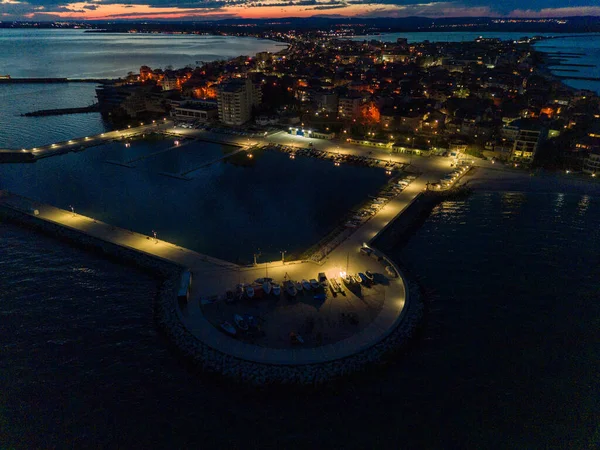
[[0, 120, 173, 162], [0, 128, 485, 383], [0, 175, 421, 368]]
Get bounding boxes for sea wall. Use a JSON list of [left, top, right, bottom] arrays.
[[372, 186, 472, 252], [0, 199, 426, 387], [154, 268, 424, 386], [0, 151, 35, 163], [0, 205, 181, 277]]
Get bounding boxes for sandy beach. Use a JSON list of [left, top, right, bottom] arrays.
[[462, 166, 600, 196]]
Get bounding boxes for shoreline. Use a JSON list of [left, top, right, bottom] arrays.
[[461, 167, 600, 196]]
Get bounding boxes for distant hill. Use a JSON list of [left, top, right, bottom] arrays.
[[2, 16, 600, 34]]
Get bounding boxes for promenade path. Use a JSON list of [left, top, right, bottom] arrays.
[[8, 120, 174, 159], [0, 173, 423, 365]]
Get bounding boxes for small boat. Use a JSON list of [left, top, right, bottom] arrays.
[[295, 281, 303, 292], [234, 314, 249, 331], [263, 281, 272, 295], [272, 283, 281, 296], [310, 279, 320, 290], [236, 283, 244, 296], [285, 281, 297, 297], [225, 290, 235, 303], [352, 274, 362, 284], [220, 321, 237, 336], [302, 279, 311, 291], [330, 277, 343, 293], [365, 271, 375, 282], [318, 272, 328, 286], [385, 265, 398, 278], [255, 277, 273, 284], [342, 274, 354, 285], [360, 247, 373, 256], [358, 273, 370, 285], [244, 315, 258, 328], [245, 284, 255, 299], [290, 332, 304, 345]]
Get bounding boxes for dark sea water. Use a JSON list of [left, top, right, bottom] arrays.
[[0, 83, 107, 149], [0, 29, 284, 79], [1, 191, 599, 448]]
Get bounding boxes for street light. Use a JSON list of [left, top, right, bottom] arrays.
[[69, 205, 75, 216], [152, 230, 158, 243], [280, 250, 286, 264]]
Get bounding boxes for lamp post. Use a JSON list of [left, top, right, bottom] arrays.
[[69, 205, 75, 216], [281, 250, 286, 265], [152, 230, 158, 243], [253, 249, 261, 266]]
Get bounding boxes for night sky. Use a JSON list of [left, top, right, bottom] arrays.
[[1, 0, 600, 21]]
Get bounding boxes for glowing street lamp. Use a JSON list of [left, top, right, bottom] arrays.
[[152, 230, 158, 243]]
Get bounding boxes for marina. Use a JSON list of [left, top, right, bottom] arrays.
[[0, 121, 474, 370]]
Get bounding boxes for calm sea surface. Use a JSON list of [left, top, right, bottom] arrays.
[[1, 191, 598, 448], [0, 29, 284, 79]]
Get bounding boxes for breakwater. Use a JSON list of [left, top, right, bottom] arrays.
[[22, 104, 99, 117], [0, 200, 182, 277], [0, 77, 114, 84], [0, 151, 35, 163], [372, 185, 473, 251], [0, 193, 425, 386], [155, 268, 424, 386]]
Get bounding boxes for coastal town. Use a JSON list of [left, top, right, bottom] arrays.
[[2, 14, 600, 448], [90, 32, 600, 174]]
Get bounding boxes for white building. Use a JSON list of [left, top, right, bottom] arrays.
[[217, 78, 261, 126], [171, 100, 218, 123], [338, 94, 363, 118], [583, 151, 600, 175]]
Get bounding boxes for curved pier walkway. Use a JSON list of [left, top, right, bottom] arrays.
[[0, 176, 427, 366]]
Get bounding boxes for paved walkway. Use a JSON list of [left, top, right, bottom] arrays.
[[0, 177, 414, 364], [10, 121, 174, 159]]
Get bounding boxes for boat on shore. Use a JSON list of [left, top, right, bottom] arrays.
[[302, 279, 311, 291], [329, 277, 343, 293], [310, 279, 320, 290], [358, 273, 371, 285], [220, 321, 237, 336], [285, 281, 297, 296], [295, 281, 303, 292], [290, 332, 304, 345], [365, 271, 375, 282], [272, 283, 281, 296], [234, 314, 249, 331], [245, 284, 255, 299], [263, 281, 272, 295]]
